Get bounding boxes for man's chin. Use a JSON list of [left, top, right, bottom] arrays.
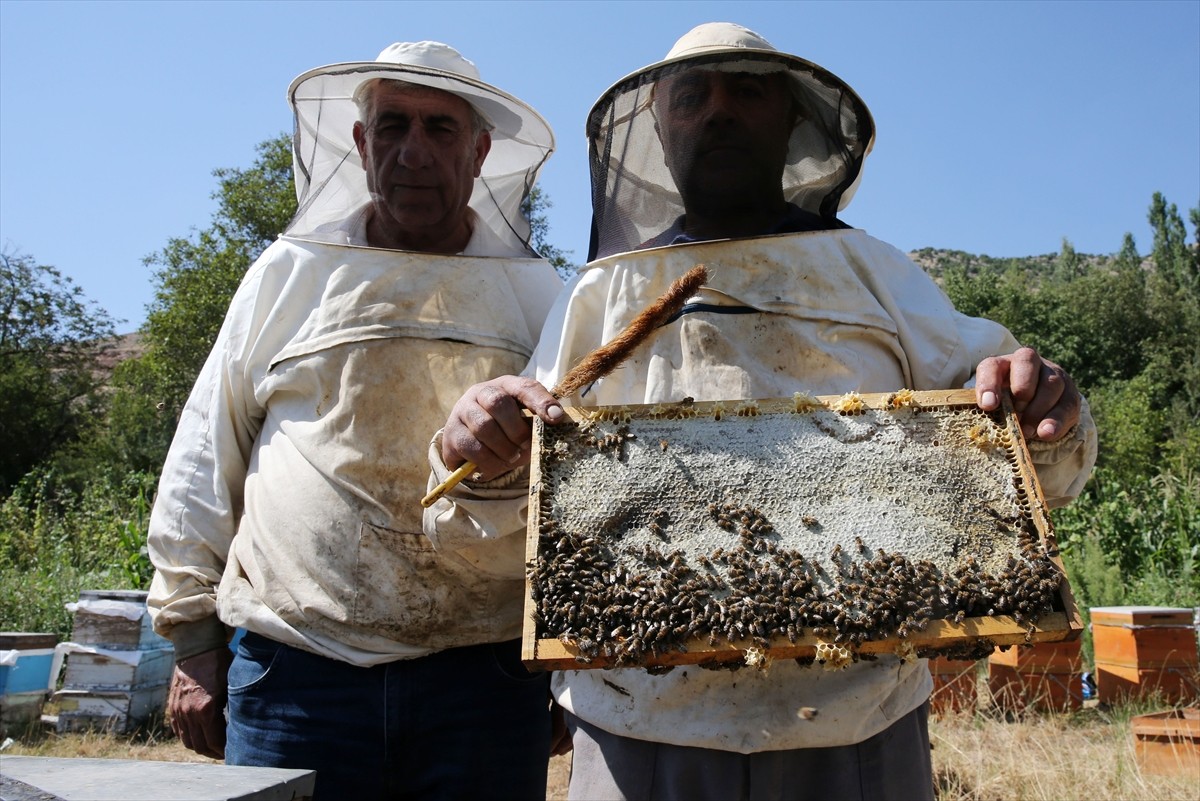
[[685, 175, 771, 204]]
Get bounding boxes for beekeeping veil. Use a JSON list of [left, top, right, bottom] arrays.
[[287, 41, 554, 252], [586, 22, 875, 260]]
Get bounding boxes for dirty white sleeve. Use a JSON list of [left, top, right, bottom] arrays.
[[423, 430, 532, 552], [146, 271, 267, 659]]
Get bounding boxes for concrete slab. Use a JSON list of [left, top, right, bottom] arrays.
[[0, 756, 315, 801]]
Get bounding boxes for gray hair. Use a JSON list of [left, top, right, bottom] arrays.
[[353, 77, 490, 136]]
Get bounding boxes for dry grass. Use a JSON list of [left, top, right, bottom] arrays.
[[3, 704, 1196, 800], [1, 716, 214, 765], [930, 705, 1197, 801]]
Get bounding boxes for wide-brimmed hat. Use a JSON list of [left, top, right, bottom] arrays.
[[586, 22, 875, 260], [285, 41, 554, 251]]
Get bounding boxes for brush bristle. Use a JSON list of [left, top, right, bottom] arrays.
[[553, 265, 708, 399]]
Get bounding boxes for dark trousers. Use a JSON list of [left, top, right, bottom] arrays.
[[225, 632, 551, 800], [565, 701, 933, 801]]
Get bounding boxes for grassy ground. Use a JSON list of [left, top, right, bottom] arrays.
[[928, 704, 1197, 801], [3, 701, 1196, 800]]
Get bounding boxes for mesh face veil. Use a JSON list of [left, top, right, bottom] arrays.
[[286, 42, 554, 253], [585, 23, 875, 260]]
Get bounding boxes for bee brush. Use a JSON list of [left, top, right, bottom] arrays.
[[421, 264, 709, 508]]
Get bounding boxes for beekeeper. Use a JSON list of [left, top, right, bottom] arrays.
[[428, 22, 1097, 801], [146, 41, 561, 799]]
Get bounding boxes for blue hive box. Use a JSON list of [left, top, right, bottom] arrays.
[[1, 632, 58, 735]]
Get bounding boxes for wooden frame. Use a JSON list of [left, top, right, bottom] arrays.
[[523, 389, 1082, 671]]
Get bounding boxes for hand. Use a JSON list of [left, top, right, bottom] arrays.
[[974, 347, 1081, 442], [167, 647, 232, 759], [441, 375, 565, 481], [549, 700, 573, 757]]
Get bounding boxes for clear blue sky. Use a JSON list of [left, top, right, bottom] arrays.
[[2, 0, 1197, 332]]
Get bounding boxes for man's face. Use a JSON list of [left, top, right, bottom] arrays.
[[654, 69, 796, 215], [353, 81, 490, 251]]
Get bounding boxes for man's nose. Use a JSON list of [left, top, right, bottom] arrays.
[[395, 129, 433, 168], [701, 82, 738, 125]]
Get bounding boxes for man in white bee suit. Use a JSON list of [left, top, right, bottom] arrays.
[[426, 23, 1097, 801], [146, 41, 562, 799]]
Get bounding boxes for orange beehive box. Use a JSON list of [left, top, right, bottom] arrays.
[[988, 639, 1082, 712], [928, 657, 978, 716], [1131, 707, 1200, 777], [1091, 606, 1199, 705]]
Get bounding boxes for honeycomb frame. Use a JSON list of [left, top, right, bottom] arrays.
[[523, 388, 1082, 671]]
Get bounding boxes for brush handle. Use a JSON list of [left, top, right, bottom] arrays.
[[420, 460, 478, 508]]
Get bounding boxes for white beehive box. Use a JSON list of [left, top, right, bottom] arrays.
[[67, 590, 171, 651], [59, 645, 174, 692], [54, 685, 170, 734], [53, 590, 174, 733]]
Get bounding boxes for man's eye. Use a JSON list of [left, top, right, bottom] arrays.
[[735, 81, 766, 99], [671, 92, 703, 110]]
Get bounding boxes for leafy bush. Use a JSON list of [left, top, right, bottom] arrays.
[[0, 467, 157, 635]]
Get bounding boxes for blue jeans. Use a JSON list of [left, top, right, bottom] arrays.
[[225, 632, 551, 800]]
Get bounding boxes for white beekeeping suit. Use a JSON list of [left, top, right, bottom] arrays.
[[149, 42, 563, 666], [429, 24, 1096, 765]]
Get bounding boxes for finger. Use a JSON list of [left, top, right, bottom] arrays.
[[177, 705, 225, 760], [973, 355, 1007, 411], [1005, 347, 1043, 412], [474, 380, 543, 447], [496, 375, 564, 424], [443, 377, 561, 476], [199, 718, 227, 760], [1020, 362, 1079, 441]]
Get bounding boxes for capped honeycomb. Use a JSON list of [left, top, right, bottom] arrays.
[[524, 389, 1081, 671]]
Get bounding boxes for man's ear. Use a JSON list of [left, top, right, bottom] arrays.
[[352, 121, 368, 167], [472, 129, 492, 178]]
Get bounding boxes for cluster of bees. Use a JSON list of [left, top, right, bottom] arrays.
[[529, 393, 1063, 671], [529, 490, 1062, 671]]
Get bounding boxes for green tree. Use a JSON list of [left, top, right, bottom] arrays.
[[139, 135, 296, 416], [1054, 237, 1080, 282], [0, 250, 116, 493], [1114, 232, 1141, 273], [1142, 194, 1200, 441], [101, 135, 297, 474], [1149, 192, 1198, 292], [523, 185, 577, 278]]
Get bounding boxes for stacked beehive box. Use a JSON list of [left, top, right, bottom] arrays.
[[1091, 606, 1199, 705], [1131, 707, 1200, 777], [987, 638, 1084, 712], [0, 632, 58, 735], [928, 656, 980, 716], [53, 590, 174, 734]]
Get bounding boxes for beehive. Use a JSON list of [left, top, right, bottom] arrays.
[[524, 389, 1081, 671], [1132, 707, 1200, 777], [988, 638, 1084, 712], [53, 590, 173, 734], [1091, 606, 1199, 704], [0, 632, 58, 736], [928, 656, 980, 715]]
